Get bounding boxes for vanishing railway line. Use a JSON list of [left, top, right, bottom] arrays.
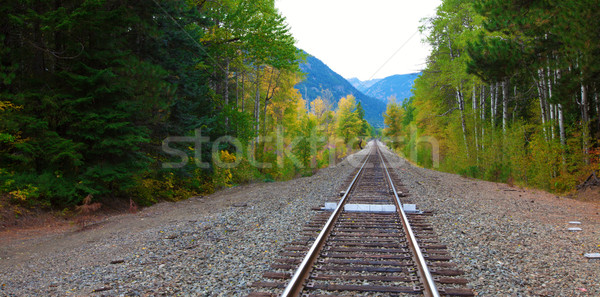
[[249, 141, 474, 297]]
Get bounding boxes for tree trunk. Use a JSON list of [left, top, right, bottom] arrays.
[[512, 85, 518, 125], [480, 85, 486, 150], [224, 59, 230, 128], [261, 67, 278, 139], [547, 66, 555, 140], [535, 71, 548, 140], [490, 82, 496, 128], [494, 81, 500, 127], [581, 82, 590, 163], [554, 68, 566, 165], [241, 69, 245, 112], [502, 78, 509, 135], [262, 101, 269, 148], [254, 65, 261, 137], [595, 92, 599, 134], [548, 104, 556, 140], [558, 103, 566, 146], [446, 32, 469, 157], [457, 84, 469, 158], [472, 84, 479, 161], [235, 70, 239, 110]]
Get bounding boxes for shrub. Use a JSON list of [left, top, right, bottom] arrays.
[[212, 150, 235, 189]]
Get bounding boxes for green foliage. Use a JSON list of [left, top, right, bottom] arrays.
[[383, 101, 404, 149], [0, 0, 379, 212], [129, 171, 198, 206], [335, 95, 363, 143], [384, 0, 600, 194], [0, 0, 303, 208], [293, 115, 321, 169]]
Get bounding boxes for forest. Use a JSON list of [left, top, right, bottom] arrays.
[[3, 0, 598, 215], [0, 0, 372, 211], [384, 0, 600, 192]]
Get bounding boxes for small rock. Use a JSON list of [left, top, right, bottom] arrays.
[[92, 286, 112, 292]]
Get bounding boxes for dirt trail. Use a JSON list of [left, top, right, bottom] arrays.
[[0, 184, 263, 266]]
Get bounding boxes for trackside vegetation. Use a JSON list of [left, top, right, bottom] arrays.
[[384, 0, 600, 193], [0, 0, 372, 210]]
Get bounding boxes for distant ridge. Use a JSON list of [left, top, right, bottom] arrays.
[[295, 53, 386, 127], [347, 77, 382, 93], [362, 73, 421, 103]]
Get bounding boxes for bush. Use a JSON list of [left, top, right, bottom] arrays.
[[213, 150, 235, 189], [0, 169, 73, 208], [129, 170, 198, 206], [459, 166, 482, 179], [230, 151, 260, 185]]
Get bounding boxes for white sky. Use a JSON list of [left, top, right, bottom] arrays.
[[275, 0, 442, 81]]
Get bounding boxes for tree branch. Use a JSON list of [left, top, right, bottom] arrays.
[[27, 39, 84, 60], [437, 107, 458, 117]]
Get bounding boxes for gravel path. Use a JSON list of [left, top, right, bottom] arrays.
[[1, 142, 599, 296]]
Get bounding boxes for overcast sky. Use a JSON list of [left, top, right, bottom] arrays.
[[275, 0, 442, 81]]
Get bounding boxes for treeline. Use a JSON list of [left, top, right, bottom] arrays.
[[385, 0, 599, 192], [0, 0, 371, 209]]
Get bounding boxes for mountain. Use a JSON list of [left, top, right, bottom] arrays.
[[362, 73, 421, 103], [296, 53, 386, 127], [347, 77, 382, 93]]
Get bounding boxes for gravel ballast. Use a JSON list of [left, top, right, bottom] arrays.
[[379, 143, 600, 296], [0, 150, 367, 297], [1, 143, 599, 296]]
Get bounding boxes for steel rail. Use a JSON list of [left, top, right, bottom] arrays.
[[280, 145, 373, 297], [376, 141, 441, 297]]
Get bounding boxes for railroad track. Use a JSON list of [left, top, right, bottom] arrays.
[[249, 141, 474, 297]]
